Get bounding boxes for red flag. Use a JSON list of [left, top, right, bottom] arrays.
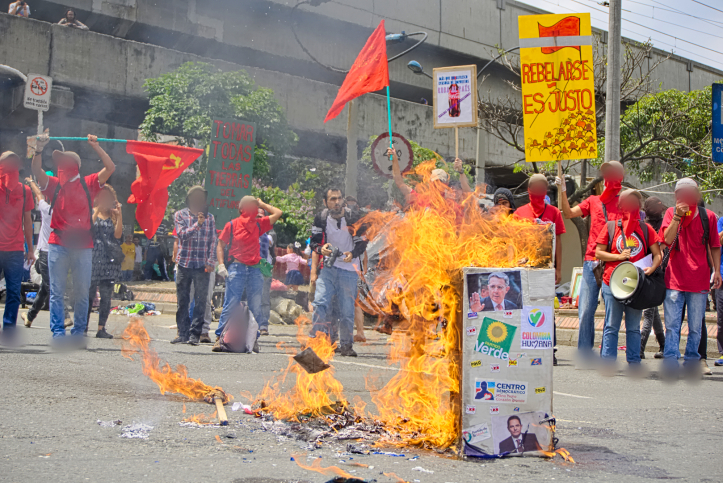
[[126, 141, 204, 238], [538, 16, 581, 54], [324, 20, 389, 123]]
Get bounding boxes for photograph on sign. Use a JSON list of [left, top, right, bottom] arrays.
[[467, 271, 524, 312], [491, 411, 549, 455], [204, 118, 256, 229], [24, 74, 53, 112], [518, 13, 597, 162], [371, 132, 414, 178], [432, 65, 478, 129]]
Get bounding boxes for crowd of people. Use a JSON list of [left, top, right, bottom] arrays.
[[8, 3, 89, 30], [0, 130, 722, 375]]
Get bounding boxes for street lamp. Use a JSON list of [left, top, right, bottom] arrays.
[[407, 60, 433, 79]]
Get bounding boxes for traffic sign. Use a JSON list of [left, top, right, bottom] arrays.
[[713, 83, 723, 163], [371, 132, 413, 179], [24, 74, 53, 112]]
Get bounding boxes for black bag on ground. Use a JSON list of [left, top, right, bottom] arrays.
[[213, 302, 259, 353]]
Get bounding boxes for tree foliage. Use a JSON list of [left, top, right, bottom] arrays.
[[139, 62, 298, 216], [252, 182, 316, 245]]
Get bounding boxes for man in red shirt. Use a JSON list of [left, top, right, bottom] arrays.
[[659, 178, 721, 377], [557, 160, 625, 363], [0, 151, 35, 344], [214, 196, 282, 348], [31, 133, 115, 346], [595, 189, 661, 370], [515, 174, 565, 283]]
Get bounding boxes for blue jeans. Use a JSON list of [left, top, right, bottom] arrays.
[[663, 290, 707, 367], [577, 260, 600, 354], [311, 266, 358, 348], [600, 283, 642, 364], [216, 263, 263, 337], [0, 251, 25, 331], [48, 244, 92, 338], [121, 270, 133, 282]]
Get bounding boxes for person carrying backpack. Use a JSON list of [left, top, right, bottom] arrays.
[[660, 178, 722, 379], [31, 133, 116, 348], [595, 189, 662, 373]]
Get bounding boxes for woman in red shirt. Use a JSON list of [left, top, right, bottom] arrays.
[[595, 189, 661, 372]]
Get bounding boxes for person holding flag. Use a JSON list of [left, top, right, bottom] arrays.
[[31, 132, 115, 347]]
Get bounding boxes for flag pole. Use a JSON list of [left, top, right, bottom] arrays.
[[386, 86, 393, 158], [42, 137, 127, 143]]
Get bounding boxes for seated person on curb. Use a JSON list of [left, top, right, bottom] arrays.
[[214, 197, 282, 343], [595, 189, 661, 375]]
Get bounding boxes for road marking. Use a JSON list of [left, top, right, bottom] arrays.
[[553, 391, 591, 399]]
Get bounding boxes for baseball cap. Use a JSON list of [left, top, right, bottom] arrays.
[[674, 177, 698, 192], [430, 169, 449, 183], [52, 150, 81, 167]]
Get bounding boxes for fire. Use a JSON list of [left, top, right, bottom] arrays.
[[253, 316, 348, 420], [182, 410, 218, 425], [292, 455, 355, 478], [122, 318, 231, 404], [356, 160, 552, 449]]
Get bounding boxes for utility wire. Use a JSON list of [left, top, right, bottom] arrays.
[[690, 0, 723, 14], [627, 0, 723, 28]]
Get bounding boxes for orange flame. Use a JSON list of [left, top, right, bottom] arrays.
[[182, 410, 218, 425], [254, 316, 347, 420], [383, 472, 409, 483], [121, 318, 231, 404], [292, 455, 355, 478]]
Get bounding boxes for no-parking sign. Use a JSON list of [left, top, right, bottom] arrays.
[[370, 132, 413, 179], [24, 74, 53, 112]]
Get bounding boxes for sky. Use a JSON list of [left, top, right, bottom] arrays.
[[518, 0, 723, 71]]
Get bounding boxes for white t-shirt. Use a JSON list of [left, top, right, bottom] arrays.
[[135, 245, 142, 263], [8, 2, 30, 16], [325, 215, 359, 272], [37, 199, 52, 253]]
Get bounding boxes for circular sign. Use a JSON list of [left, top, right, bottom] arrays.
[[30, 77, 49, 96], [371, 132, 413, 179]]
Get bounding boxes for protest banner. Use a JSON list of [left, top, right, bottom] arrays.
[[518, 13, 597, 164], [205, 118, 256, 229], [433, 65, 478, 157]]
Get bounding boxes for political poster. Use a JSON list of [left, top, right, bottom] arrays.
[[520, 306, 554, 350], [432, 65, 478, 129], [205, 118, 256, 229], [518, 13, 597, 163]]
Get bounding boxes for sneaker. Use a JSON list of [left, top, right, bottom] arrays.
[[259, 328, 269, 336], [714, 356, 723, 367], [21, 312, 32, 328], [640, 351, 646, 360], [212, 338, 223, 352], [627, 363, 647, 378], [96, 329, 114, 339], [654, 351, 664, 359], [188, 335, 200, 346], [69, 336, 87, 350], [170, 336, 188, 344], [702, 360, 712, 376], [64, 318, 73, 328], [199, 334, 212, 344], [340, 346, 357, 357]]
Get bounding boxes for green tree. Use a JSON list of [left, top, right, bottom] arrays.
[[252, 182, 316, 245], [139, 62, 298, 217]]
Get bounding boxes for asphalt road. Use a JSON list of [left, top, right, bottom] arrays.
[[1, 311, 722, 483]]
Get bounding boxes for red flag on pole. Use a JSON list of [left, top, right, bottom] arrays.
[[126, 141, 204, 238], [324, 20, 389, 123]]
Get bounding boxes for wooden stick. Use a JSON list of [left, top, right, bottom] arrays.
[[455, 127, 459, 159], [557, 161, 563, 206], [214, 398, 228, 426]]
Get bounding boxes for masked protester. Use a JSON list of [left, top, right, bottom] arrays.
[[557, 160, 625, 367], [173, 186, 218, 346], [86, 185, 123, 339], [595, 190, 662, 374], [214, 196, 282, 347], [0, 152, 35, 345], [640, 197, 667, 359], [31, 133, 115, 348], [659, 178, 722, 379]]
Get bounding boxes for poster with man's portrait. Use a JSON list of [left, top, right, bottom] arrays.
[[491, 411, 550, 455], [467, 271, 524, 312]]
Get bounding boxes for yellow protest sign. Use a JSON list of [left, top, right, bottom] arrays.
[[518, 13, 597, 163]]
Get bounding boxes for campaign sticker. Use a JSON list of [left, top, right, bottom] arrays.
[[490, 406, 500, 414], [468, 311, 478, 319], [462, 423, 492, 444], [520, 306, 554, 349], [466, 326, 478, 336], [513, 407, 520, 412], [474, 317, 517, 361], [470, 360, 482, 368], [503, 310, 514, 318], [508, 359, 518, 367], [490, 364, 500, 373], [475, 379, 528, 404], [465, 405, 477, 414], [531, 358, 542, 366], [535, 386, 546, 394]]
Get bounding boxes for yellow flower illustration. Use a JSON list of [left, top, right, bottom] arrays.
[[486, 321, 508, 344]]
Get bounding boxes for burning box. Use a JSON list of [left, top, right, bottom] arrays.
[[461, 267, 555, 457]]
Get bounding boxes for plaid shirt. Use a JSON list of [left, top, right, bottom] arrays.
[[259, 233, 270, 260], [174, 208, 218, 269]]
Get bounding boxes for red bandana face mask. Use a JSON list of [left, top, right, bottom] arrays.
[[57, 161, 79, 185], [600, 175, 622, 204], [676, 192, 699, 229], [0, 163, 20, 190], [621, 206, 640, 239], [528, 191, 546, 217]]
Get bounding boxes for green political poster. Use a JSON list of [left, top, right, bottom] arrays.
[[205, 118, 256, 229]]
